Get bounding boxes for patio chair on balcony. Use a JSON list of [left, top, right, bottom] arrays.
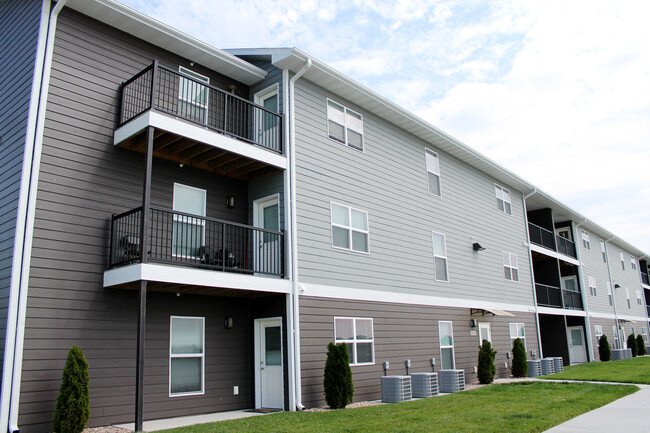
[[119, 235, 140, 262], [199, 246, 239, 269]]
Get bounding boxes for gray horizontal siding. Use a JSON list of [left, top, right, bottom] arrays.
[[0, 0, 42, 386], [578, 228, 616, 314], [299, 296, 538, 407]]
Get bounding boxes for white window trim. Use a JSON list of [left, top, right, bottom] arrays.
[[620, 251, 625, 270], [588, 276, 597, 297], [643, 327, 648, 342], [438, 320, 455, 370], [178, 66, 210, 125], [503, 251, 519, 282], [636, 290, 642, 305], [425, 148, 442, 198], [594, 325, 603, 340], [330, 202, 370, 254], [581, 230, 590, 250], [607, 282, 613, 306], [626, 287, 631, 308], [432, 231, 449, 282], [169, 316, 205, 397], [172, 183, 207, 259], [600, 240, 607, 263], [326, 98, 364, 152], [334, 317, 375, 366], [254, 83, 279, 107], [495, 184, 512, 215], [478, 322, 492, 345], [509, 323, 526, 350], [631, 257, 637, 270]]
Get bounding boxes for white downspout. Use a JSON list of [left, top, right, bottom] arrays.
[[574, 218, 594, 361], [522, 187, 544, 358], [7, 1, 67, 432], [288, 58, 311, 411], [604, 236, 621, 348]]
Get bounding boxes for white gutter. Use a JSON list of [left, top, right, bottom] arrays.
[[574, 218, 595, 361], [604, 236, 621, 348], [5, 1, 67, 432], [288, 58, 311, 411], [522, 188, 544, 359]]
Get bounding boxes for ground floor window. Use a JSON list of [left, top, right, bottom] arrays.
[[509, 323, 526, 349], [439, 321, 455, 369], [334, 317, 374, 365], [643, 327, 648, 342], [594, 325, 603, 340], [170, 316, 205, 396]]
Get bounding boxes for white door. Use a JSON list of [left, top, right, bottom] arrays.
[[254, 86, 279, 149], [567, 326, 587, 364], [255, 318, 284, 409], [253, 195, 280, 275]]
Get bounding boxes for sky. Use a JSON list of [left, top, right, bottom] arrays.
[[121, 0, 650, 254]]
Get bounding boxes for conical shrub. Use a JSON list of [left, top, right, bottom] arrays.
[[323, 342, 354, 409], [53, 346, 90, 433], [511, 338, 528, 378], [636, 334, 646, 356], [477, 340, 497, 384], [627, 333, 638, 357], [598, 335, 611, 361]]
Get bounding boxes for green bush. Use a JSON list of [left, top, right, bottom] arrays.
[[53, 346, 90, 433], [511, 338, 528, 378], [598, 335, 611, 361], [323, 342, 354, 409], [636, 335, 646, 356], [477, 340, 497, 384], [627, 333, 638, 357]]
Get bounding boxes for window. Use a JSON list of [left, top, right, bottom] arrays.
[[509, 323, 526, 349], [330, 203, 369, 253], [425, 149, 441, 197], [439, 321, 455, 370], [594, 325, 603, 340], [643, 327, 648, 342], [613, 325, 620, 348], [600, 240, 607, 263], [173, 183, 206, 258], [432, 232, 449, 282], [626, 287, 631, 308], [631, 257, 637, 270], [334, 317, 374, 365], [478, 322, 492, 345], [503, 252, 519, 281], [327, 99, 363, 151], [620, 251, 625, 270], [607, 282, 613, 306], [636, 290, 642, 305], [581, 230, 590, 250], [254, 85, 280, 149], [178, 66, 209, 124], [170, 316, 205, 396], [588, 276, 597, 297], [495, 184, 512, 215]]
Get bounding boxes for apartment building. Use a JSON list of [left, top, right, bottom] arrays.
[[0, 1, 648, 433]]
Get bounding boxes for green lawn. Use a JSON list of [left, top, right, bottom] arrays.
[[541, 356, 650, 384], [156, 382, 636, 433]]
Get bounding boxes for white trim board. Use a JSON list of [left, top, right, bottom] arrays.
[[114, 111, 287, 170], [299, 282, 536, 313], [537, 307, 587, 317], [530, 243, 580, 266]]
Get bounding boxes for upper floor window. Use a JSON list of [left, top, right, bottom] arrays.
[[495, 184, 512, 215], [425, 149, 441, 197], [334, 317, 374, 365], [581, 230, 590, 250], [432, 231, 449, 282], [620, 251, 625, 270], [637, 290, 643, 305], [607, 282, 613, 306], [173, 183, 206, 258], [631, 257, 637, 270], [588, 276, 597, 296], [178, 66, 209, 125], [626, 287, 631, 308], [600, 240, 607, 263], [331, 203, 369, 253], [327, 99, 363, 151], [503, 252, 519, 281]]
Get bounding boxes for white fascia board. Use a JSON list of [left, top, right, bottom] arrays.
[[530, 244, 581, 266], [300, 282, 536, 314], [537, 307, 587, 317], [104, 263, 292, 294], [114, 111, 287, 170], [616, 314, 650, 323], [588, 311, 617, 320], [65, 0, 266, 86]]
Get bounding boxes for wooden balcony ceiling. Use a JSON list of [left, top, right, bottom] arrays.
[[118, 128, 276, 180]]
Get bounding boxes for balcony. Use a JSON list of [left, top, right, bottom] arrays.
[[109, 206, 284, 278], [563, 289, 583, 310], [528, 222, 577, 259], [536, 283, 562, 308]]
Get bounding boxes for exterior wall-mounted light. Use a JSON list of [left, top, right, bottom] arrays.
[[473, 242, 486, 251], [470, 319, 477, 328], [224, 317, 234, 329], [226, 196, 235, 209], [383, 361, 390, 376]]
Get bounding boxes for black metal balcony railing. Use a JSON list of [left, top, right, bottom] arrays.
[[563, 289, 583, 310], [536, 283, 562, 308], [642, 272, 649, 285], [120, 62, 283, 154], [109, 206, 284, 278], [528, 222, 577, 258]]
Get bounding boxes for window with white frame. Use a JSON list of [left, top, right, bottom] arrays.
[[626, 287, 631, 308], [643, 327, 648, 342], [636, 290, 642, 305], [509, 323, 526, 349], [478, 322, 492, 345], [327, 99, 363, 151], [588, 276, 597, 297], [439, 321, 455, 370], [170, 316, 205, 396], [173, 183, 206, 258], [620, 251, 625, 270], [607, 282, 613, 306], [330, 203, 369, 253], [178, 67, 209, 125], [503, 252, 519, 281], [495, 184, 512, 215], [594, 325, 603, 340], [600, 240, 607, 263], [613, 325, 619, 348], [425, 149, 441, 197], [334, 317, 374, 365], [432, 231, 449, 282], [581, 230, 590, 250], [631, 257, 637, 270]]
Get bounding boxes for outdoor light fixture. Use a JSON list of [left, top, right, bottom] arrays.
[[224, 317, 234, 329], [430, 357, 436, 372], [383, 361, 390, 376], [614, 283, 621, 289], [405, 359, 411, 375], [470, 319, 477, 328], [226, 196, 235, 209], [473, 242, 486, 251]]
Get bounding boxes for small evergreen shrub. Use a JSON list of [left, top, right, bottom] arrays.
[[53, 346, 90, 433], [477, 340, 497, 384], [627, 333, 638, 357], [511, 338, 528, 378], [323, 342, 354, 409], [636, 335, 646, 356], [598, 335, 611, 361]]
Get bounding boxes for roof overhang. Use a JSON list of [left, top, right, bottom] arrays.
[[65, 0, 267, 86]]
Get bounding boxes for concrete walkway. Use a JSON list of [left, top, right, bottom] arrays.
[[115, 409, 266, 432]]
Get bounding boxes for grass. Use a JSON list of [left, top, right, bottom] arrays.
[[541, 356, 650, 384], [155, 382, 636, 433]]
